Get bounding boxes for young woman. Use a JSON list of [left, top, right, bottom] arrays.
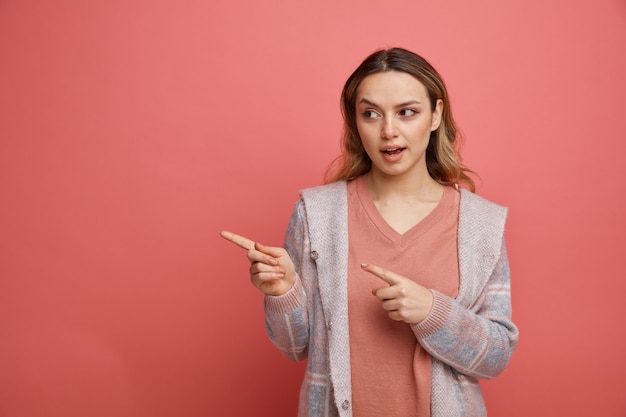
[[221, 47, 518, 417]]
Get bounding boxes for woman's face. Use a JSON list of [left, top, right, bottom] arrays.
[[355, 71, 442, 180]]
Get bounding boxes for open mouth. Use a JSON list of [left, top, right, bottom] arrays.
[[382, 147, 405, 156]]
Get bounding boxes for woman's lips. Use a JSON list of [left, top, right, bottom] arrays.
[[381, 147, 405, 161]]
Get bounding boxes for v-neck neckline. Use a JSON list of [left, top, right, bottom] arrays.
[[355, 175, 452, 246]]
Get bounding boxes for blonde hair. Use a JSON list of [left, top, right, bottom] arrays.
[[325, 47, 476, 192]]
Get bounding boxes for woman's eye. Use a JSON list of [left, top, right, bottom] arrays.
[[362, 110, 379, 119], [399, 109, 417, 117]]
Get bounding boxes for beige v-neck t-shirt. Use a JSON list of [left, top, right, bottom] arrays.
[[347, 175, 460, 417]]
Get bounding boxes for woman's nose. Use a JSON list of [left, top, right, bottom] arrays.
[[381, 118, 398, 139]]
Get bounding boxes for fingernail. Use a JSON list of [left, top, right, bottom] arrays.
[[361, 263, 368, 269], [269, 258, 278, 265]]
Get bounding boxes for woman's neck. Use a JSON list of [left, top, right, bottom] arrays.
[[363, 169, 445, 234], [366, 170, 443, 205]]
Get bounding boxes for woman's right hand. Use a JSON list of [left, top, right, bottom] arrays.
[[220, 230, 296, 296]]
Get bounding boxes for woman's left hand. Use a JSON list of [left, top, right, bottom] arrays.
[[361, 263, 434, 325]]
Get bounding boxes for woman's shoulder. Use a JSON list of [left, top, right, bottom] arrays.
[[459, 188, 507, 213], [299, 180, 348, 201], [459, 188, 508, 234]]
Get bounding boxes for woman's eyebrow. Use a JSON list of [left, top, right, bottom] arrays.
[[395, 99, 422, 108], [358, 98, 379, 107], [358, 98, 422, 108]]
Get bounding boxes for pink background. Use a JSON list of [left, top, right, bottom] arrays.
[[1, 0, 625, 416]]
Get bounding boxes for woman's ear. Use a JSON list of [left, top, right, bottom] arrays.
[[431, 99, 444, 131]]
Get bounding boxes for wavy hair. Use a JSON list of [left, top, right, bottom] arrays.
[[325, 47, 476, 191]]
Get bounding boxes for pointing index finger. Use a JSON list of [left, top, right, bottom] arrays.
[[361, 263, 401, 285], [220, 230, 256, 251]]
